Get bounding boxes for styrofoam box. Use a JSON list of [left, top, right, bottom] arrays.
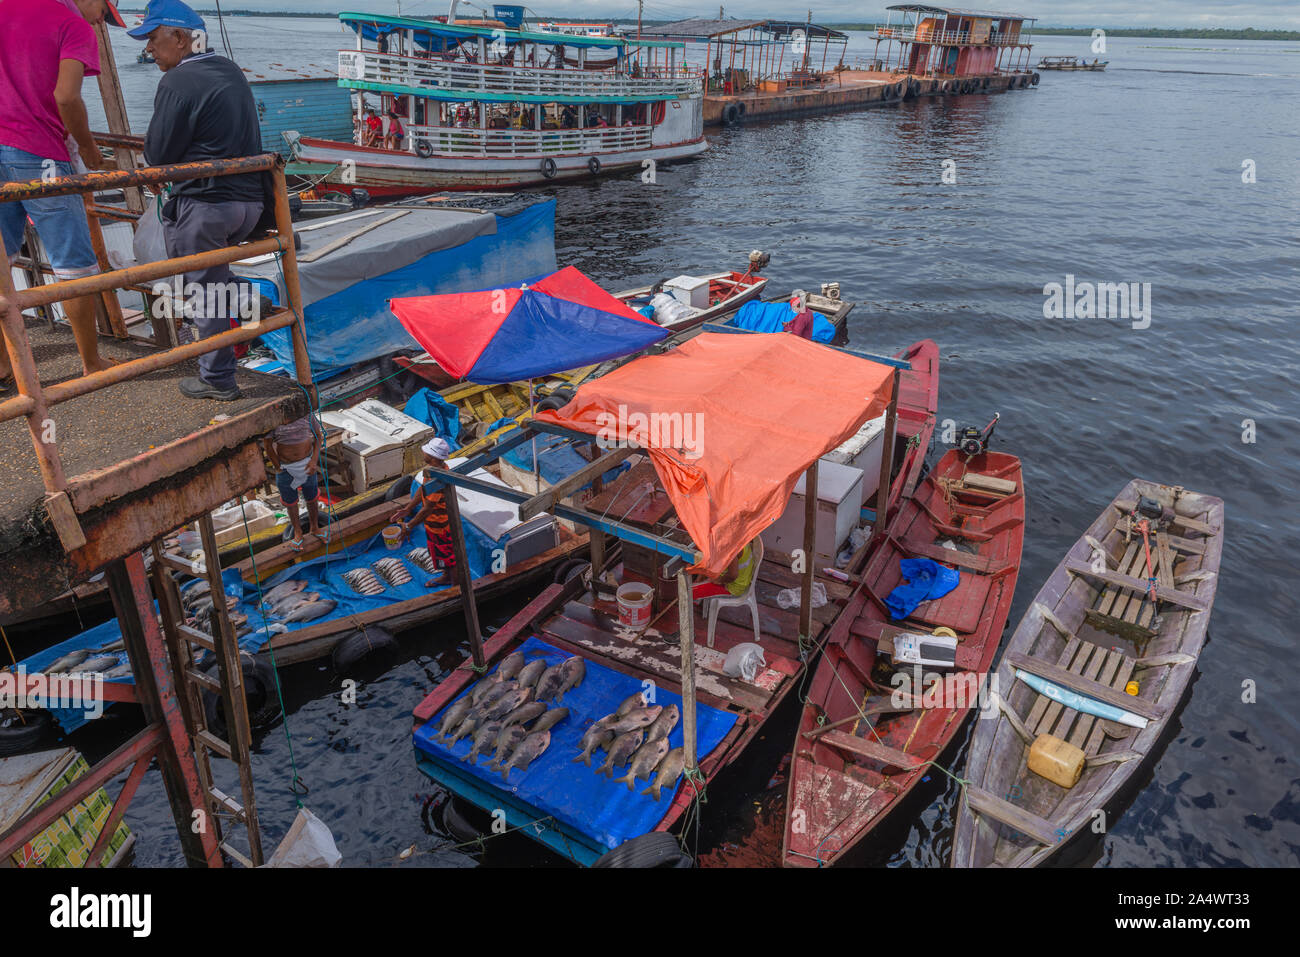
[[761, 459, 864, 566], [665, 274, 710, 309], [442, 461, 559, 568], [822, 412, 895, 505], [322, 400, 435, 494]]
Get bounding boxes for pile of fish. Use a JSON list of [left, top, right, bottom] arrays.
[[342, 567, 386, 596], [575, 693, 685, 801], [39, 639, 133, 679], [180, 578, 256, 638], [256, 579, 336, 624], [371, 557, 412, 587], [407, 548, 437, 575], [434, 651, 586, 781]]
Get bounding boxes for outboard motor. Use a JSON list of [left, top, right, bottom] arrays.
[[956, 413, 1000, 458], [349, 188, 370, 209]]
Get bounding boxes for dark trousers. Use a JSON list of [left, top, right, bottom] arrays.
[[162, 196, 262, 389]]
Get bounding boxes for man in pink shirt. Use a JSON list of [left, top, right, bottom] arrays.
[[0, 0, 126, 387]]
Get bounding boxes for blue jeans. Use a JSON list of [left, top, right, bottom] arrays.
[[276, 469, 318, 504], [0, 145, 97, 278]]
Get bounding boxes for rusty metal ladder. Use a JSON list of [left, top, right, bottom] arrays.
[[149, 512, 264, 866]]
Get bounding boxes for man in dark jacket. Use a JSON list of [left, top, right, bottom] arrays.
[[132, 0, 263, 400]]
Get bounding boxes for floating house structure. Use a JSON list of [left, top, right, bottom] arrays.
[[872, 5, 1039, 84]]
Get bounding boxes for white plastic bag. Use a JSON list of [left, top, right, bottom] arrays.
[[261, 808, 342, 868], [775, 581, 828, 610], [723, 642, 767, 682], [133, 193, 169, 267]]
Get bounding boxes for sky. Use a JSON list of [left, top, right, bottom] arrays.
[[170, 2, 1300, 30]]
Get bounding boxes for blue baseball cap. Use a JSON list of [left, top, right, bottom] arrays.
[[127, 0, 206, 39]]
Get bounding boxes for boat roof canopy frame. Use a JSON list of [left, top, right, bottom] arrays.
[[884, 4, 1037, 22], [339, 11, 685, 49]]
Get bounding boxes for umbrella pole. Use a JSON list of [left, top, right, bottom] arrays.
[[529, 378, 539, 493]]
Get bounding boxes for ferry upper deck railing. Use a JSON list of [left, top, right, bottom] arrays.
[[408, 122, 653, 157], [0, 152, 312, 524], [874, 27, 1027, 46], [338, 49, 703, 101]]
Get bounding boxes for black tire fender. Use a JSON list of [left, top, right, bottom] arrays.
[[722, 102, 740, 125], [1031, 71, 1041, 86], [202, 652, 279, 737], [332, 626, 399, 676], [592, 832, 694, 868], [552, 558, 591, 585], [442, 795, 486, 844], [540, 157, 558, 179], [385, 473, 415, 502], [415, 141, 433, 159], [0, 708, 53, 757], [587, 155, 601, 175]]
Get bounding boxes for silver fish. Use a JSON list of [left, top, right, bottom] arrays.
[[551, 656, 586, 704], [613, 736, 670, 791], [372, 559, 412, 586], [464, 719, 503, 763], [490, 724, 529, 770], [643, 747, 686, 802], [71, 655, 120, 673], [485, 687, 534, 721], [596, 729, 645, 777], [260, 579, 307, 607], [494, 651, 526, 682], [271, 592, 319, 617], [104, 663, 133, 679], [436, 696, 476, 740], [615, 692, 648, 718], [407, 549, 436, 574], [42, 649, 90, 673], [97, 638, 126, 653], [500, 730, 550, 781], [533, 662, 567, 703], [607, 705, 663, 735], [530, 707, 568, 733], [644, 703, 679, 744], [499, 701, 545, 730], [446, 710, 484, 746], [515, 659, 548, 689], [278, 599, 337, 623], [572, 723, 615, 766], [473, 678, 518, 709]]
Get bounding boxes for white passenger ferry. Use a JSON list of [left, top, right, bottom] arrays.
[[288, 5, 707, 194]]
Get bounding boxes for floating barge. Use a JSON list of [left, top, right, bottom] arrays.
[[1037, 55, 1107, 72]]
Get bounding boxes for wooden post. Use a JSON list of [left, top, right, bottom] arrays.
[[269, 164, 315, 402], [873, 369, 901, 540], [82, 194, 128, 338], [676, 569, 697, 771], [444, 485, 485, 670], [799, 459, 818, 643], [590, 529, 605, 581], [93, 22, 144, 214]]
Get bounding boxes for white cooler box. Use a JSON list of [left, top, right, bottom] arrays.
[[664, 275, 710, 309], [444, 461, 559, 569], [761, 459, 864, 567], [822, 412, 895, 505], [322, 400, 436, 495]]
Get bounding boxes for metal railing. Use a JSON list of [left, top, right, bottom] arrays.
[[0, 153, 312, 513], [337, 49, 702, 100], [408, 123, 653, 157], [874, 27, 1026, 46]]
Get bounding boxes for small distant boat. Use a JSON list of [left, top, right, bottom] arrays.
[[137, 51, 155, 65], [951, 479, 1223, 868], [1037, 55, 1106, 71]]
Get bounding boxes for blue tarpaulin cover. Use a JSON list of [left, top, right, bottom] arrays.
[[413, 636, 738, 851], [731, 300, 836, 343], [402, 388, 461, 445], [885, 558, 961, 619]]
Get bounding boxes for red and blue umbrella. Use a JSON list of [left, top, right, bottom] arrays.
[[389, 266, 668, 384]]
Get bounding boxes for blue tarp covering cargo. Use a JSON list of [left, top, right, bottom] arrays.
[[731, 299, 836, 343], [413, 637, 737, 854], [240, 198, 556, 378]]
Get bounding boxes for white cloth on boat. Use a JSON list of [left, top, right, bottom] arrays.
[[281, 456, 313, 491]]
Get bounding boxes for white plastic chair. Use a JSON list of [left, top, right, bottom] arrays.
[[702, 537, 764, 648]]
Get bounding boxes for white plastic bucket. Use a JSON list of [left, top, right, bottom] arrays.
[[382, 525, 403, 550], [616, 583, 654, 632]]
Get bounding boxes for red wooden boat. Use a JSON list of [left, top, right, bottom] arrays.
[[782, 447, 1025, 867]]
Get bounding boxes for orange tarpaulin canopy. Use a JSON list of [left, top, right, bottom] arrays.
[[534, 332, 897, 578]]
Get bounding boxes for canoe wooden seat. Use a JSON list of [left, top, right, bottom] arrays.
[[965, 785, 1058, 846], [1073, 526, 1200, 642], [1016, 640, 1143, 758], [900, 536, 1006, 574], [907, 571, 992, 634], [820, 729, 923, 771]]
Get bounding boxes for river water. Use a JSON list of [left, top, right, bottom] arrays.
[[68, 18, 1298, 867]]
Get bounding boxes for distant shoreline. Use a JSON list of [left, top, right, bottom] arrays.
[[116, 12, 1300, 42]]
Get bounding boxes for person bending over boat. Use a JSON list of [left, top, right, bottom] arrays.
[[264, 416, 323, 551], [132, 0, 264, 402], [0, 0, 126, 391], [392, 437, 456, 586], [693, 538, 758, 601]]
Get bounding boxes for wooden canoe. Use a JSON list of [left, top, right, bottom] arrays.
[[783, 448, 1026, 867], [612, 269, 768, 332], [951, 479, 1223, 868]]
